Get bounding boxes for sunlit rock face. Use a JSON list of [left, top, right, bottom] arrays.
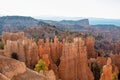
[[38, 36, 63, 79], [39, 70, 56, 80], [38, 36, 63, 65], [100, 58, 119, 80], [2, 32, 26, 41], [100, 58, 113, 80], [12, 68, 47, 80], [0, 73, 10, 80], [50, 36, 63, 65], [111, 54, 120, 71], [58, 37, 94, 80], [4, 38, 39, 69], [85, 36, 96, 58], [0, 55, 47, 80], [0, 55, 26, 79]]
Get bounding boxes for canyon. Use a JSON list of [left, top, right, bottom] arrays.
[[0, 31, 120, 80], [0, 16, 120, 80]]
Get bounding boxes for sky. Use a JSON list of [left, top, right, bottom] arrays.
[[0, 0, 120, 19]]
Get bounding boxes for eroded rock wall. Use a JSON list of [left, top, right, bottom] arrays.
[[4, 38, 39, 69], [58, 37, 94, 80]]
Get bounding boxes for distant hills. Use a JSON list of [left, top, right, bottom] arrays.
[[36, 16, 120, 26], [0, 16, 90, 34], [43, 19, 89, 30], [0, 16, 120, 34], [0, 16, 48, 34]]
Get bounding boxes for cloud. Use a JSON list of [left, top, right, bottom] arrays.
[[0, 0, 120, 19]]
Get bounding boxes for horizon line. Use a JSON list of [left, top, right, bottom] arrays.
[[0, 14, 120, 20]]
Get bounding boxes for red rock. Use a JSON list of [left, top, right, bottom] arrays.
[[38, 37, 62, 79], [2, 32, 26, 41], [0, 55, 47, 80], [100, 58, 113, 80], [85, 36, 96, 58], [4, 38, 39, 69], [96, 57, 107, 69], [111, 54, 120, 71], [39, 70, 56, 80], [58, 37, 94, 80], [0, 73, 10, 80], [42, 54, 50, 67], [100, 58, 119, 80]]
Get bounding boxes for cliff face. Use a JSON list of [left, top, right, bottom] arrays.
[[85, 36, 96, 58], [1, 31, 44, 66], [4, 38, 39, 69], [58, 37, 94, 80], [77, 19, 90, 27], [38, 36, 63, 79]]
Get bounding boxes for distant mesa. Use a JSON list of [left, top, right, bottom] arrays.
[[0, 16, 120, 35]]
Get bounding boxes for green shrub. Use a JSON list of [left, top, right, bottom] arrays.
[[112, 73, 118, 80], [34, 59, 48, 72]]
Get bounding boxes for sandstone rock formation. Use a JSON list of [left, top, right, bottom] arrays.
[[39, 70, 56, 80], [38, 36, 63, 64], [2, 32, 26, 41], [58, 37, 94, 80], [38, 37, 63, 79], [50, 36, 63, 64], [100, 58, 119, 80], [0, 55, 46, 80], [42, 54, 50, 67], [4, 38, 39, 69], [0, 50, 4, 55], [85, 36, 96, 58], [0, 73, 10, 80], [100, 58, 113, 80], [89, 57, 107, 70], [96, 57, 107, 69], [12, 68, 46, 80], [0, 55, 26, 79], [88, 57, 107, 80], [111, 54, 120, 71]]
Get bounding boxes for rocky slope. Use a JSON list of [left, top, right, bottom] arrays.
[[0, 55, 46, 80], [43, 19, 90, 30], [23, 24, 64, 39], [0, 16, 47, 34], [0, 32, 120, 80], [0, 16, 91, 34]]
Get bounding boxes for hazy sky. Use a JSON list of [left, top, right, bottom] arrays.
[[0, 0, 120, 19]]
